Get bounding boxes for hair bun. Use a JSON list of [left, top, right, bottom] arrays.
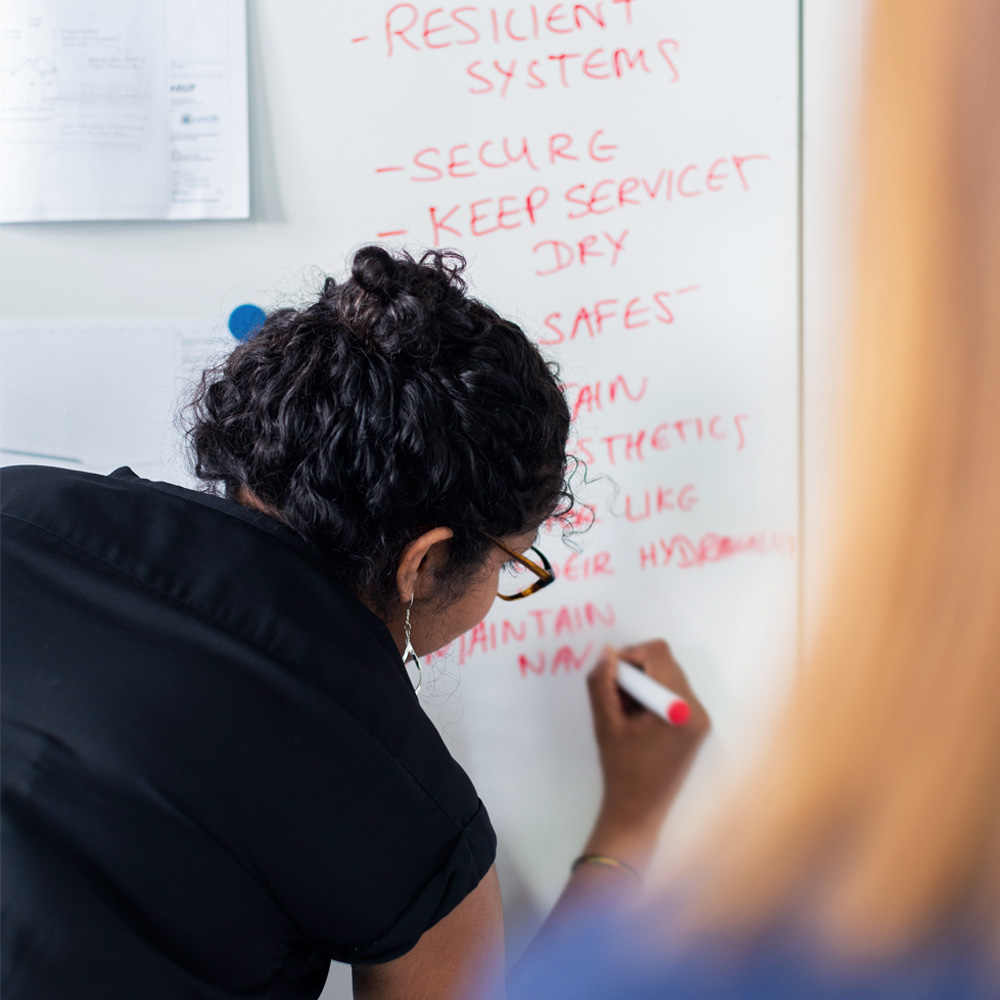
[[351, 246, 404, 304], [340, 246, 469, 356]]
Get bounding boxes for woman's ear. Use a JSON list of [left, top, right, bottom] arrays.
[[395, 527, 455, 604]]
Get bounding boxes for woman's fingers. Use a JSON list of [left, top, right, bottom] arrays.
[[617, 639, 708, 731], [583, 637, 711, 867], [586, 645, 626, 734]]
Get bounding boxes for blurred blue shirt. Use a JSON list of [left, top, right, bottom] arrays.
[[505, 911, 998, 1000]]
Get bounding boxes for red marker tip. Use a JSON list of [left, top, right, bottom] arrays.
[[666, 700, 690, 726]]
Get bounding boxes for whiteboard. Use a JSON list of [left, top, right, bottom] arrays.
[[334, 0, 802, 933], [0, 0, 802, 962]]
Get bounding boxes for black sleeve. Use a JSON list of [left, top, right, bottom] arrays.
[[1, 465, 498, 977], [223, 687, 499, 965]]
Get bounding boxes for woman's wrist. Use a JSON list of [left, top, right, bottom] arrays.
[[571, 853, 642, 883], [581, 804, 664, 875]]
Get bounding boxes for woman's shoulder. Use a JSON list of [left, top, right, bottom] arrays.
[[507, 911, 998, 1000]]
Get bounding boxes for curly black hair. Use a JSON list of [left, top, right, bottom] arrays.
[[187, 246, 575, 611]]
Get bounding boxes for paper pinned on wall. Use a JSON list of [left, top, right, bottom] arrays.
[[0, 0, 248, 222], [0, 320, 232, 483]]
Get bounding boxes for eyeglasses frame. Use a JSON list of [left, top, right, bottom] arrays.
[[484, 533, 556, 601]]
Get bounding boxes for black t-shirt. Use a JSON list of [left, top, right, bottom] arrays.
[[1, 465, 496, 999]]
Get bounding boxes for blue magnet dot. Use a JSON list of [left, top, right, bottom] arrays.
[[228, 303, 266, 342]]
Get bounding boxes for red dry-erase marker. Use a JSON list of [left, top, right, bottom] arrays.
[[616, 660, 691, 726]]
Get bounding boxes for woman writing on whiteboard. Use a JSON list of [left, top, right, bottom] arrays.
[[1, 246, 708, 999], [507, 0, 1000, 996]]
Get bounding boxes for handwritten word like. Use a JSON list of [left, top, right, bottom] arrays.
[[617, 484, 699, 520]]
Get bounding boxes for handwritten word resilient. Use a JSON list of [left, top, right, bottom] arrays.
[[375, 4, 675, 96], [382, 2, 640, 57]]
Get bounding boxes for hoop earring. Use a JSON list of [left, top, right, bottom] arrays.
[[402, 596, 421, 695]]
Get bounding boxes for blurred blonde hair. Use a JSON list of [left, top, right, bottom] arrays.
[[694, 0, 1000, 956]]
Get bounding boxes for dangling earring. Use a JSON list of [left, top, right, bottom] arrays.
[[402, 595, 421, 695]]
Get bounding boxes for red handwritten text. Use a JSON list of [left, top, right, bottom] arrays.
[[573, 414, 750, 465], [518, 641, 595, 677], [383, 3, 638, 57], [562, 373, 647, 421], [533, 228, 628, 275], [617, 484, 699, 521], [565, 154, 770, 219], [548, 549, 615, 581], [428, 186, 549, 242], [425, 600, 615, 667], [466, 40, 679, 96], [539, 285, 699, 344], [638, 531, 796, 570], [378, 128, 618, 181]]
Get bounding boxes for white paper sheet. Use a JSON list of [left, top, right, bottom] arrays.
[[0, 319, 232, 482], [0, 0, 248, 222]]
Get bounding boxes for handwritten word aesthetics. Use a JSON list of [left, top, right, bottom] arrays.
[[574, 413, 750, 465]]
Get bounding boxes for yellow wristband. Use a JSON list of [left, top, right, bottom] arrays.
[[571, 853, 642, 883]]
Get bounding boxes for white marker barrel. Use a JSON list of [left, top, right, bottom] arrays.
[[616, 660, 691, 726]]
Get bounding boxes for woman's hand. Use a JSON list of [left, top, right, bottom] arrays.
[[511, 640, 710, 966], [582, 640, 710, 873]]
